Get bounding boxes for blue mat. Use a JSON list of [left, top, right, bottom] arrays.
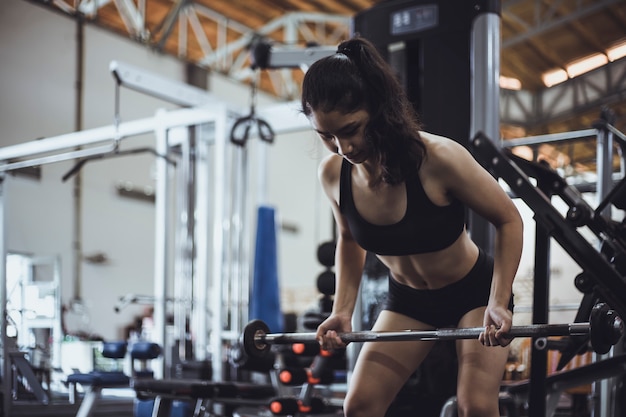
[[249, 205, 283, 333]]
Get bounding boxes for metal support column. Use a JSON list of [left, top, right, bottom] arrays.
[[593, 109, 617, 417], [193, 123, 212, 362], [595, 109, 616, 218], [153, 109, 172, 379], [0, 175, 8, 417], [469, 7, 501, 254], [210, 105, 229, 381], [528, 178, 552, 417]]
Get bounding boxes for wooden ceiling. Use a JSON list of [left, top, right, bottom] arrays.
[[27, 0, 626, 176]]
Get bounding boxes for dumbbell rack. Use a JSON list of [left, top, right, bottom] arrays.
[[268, 343, 346, 416]]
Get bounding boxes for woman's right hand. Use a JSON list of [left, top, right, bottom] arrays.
[[316, 313, 353, 350]]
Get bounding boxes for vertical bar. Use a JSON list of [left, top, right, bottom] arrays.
[[593, 110, 615, 417], [228, 148, 240, 338], [470, 11, 501, 146], [528, 180, 552, 417], [52, 256, 63, 371], [596, 123, 613, 219], [193, 123, 212, 361], [211, 105, 229, 381], [469, 9, 501, 254], [174, 128, 193, 362], [0, 176, 10, 417], [594, 114, 615, 417], [239, 146, 250, 331], [257, 142, 268, 207], [231, 145, 249, 335], [73, 17, 85, 304], [153, 109, 171, 379]]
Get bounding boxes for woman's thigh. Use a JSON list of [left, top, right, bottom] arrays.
[[455, 307, 509, 407], [347, 310, 436, 409]]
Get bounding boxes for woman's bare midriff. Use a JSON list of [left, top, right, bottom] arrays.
[[377, 232, 480, 290]]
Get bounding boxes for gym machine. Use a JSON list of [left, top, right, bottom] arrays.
[[471, 127, 626, 417]]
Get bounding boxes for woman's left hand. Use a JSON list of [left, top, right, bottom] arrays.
[[479, 304, 513, 347]]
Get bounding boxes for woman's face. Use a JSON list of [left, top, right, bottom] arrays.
[[309, 108, 371, 164]]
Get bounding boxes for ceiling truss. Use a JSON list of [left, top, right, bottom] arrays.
[[38, 0, 626, 129]]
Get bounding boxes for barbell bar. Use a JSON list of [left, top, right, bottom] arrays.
[[241, 303, 623, 359]]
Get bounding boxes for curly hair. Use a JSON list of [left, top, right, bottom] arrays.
[[301, 36, 426, 185]]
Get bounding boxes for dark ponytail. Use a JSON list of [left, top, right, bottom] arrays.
[[302, 36, 426, 185]]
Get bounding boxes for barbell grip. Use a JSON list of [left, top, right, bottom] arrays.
[[258, 323, 591, 345]]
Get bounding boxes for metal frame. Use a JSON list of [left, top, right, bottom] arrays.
[[250, 42, 337, 71], [110, 60, 218, 107], [500, 57, 626, 129], [0, 105, 228, 415], [0, 58, 314, 412], [498, 117, 626, 417], [106, 60, 310, 382], [472, 129, 626, 417], [468, 7, 502, 253]]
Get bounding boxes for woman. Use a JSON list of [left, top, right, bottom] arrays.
[[301, 36, 523, 417]]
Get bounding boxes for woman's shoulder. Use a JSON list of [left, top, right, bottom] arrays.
[[318, 153, 344, 185], [420, 131, 468, 163], [420, 131, 462, 149], [318, 154, 344, 205]]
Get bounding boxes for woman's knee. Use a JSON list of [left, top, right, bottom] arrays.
[[455, 393, 498, 417], [343, 390, 388, 417]]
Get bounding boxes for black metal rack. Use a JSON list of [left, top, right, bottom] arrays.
[[470, 131, 626, 417]]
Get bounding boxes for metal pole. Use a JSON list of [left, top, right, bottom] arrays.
[[593, 109, 616, 417], [153, 109, 171, 379], [72, 16, 85, 304], [0, 175, 9, 417], [174, 129, 194, 362], [210, 105, 229, 381], [240, 146, 251, 332], [258, 323, 591, 345], [231, 144, 250, 336], [502, 129, 597, 148], [469, 8, 501, 254], [0, 107, 223, 165], [193, 123, 211, 361], [528, 176, 552, 417], [595, 116, 614, 219]]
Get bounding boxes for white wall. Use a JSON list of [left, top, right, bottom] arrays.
[[1, 0, 333, 345]]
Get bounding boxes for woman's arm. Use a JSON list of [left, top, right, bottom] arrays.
[[424, 134, 524, 345], [316, 155, 367, 349]]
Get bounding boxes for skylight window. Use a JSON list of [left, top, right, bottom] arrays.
[[499, 75, 522, 90], [607, 39, 626, 61], [541, 39, 626, 87], [566, 53, 608, 78], [542, 69, 568, 88]]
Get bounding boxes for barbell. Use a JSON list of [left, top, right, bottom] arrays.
[[241, 303, 623, 359]]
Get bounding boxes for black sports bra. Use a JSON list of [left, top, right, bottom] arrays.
[[339, 159, 465, 255]]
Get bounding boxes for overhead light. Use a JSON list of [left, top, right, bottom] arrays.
[[541, 46, 621, 88], [542, 68, 568, 87], [607, 39, 626, 61], [500, 75, 522, 90], [566, 53, 608, 78]]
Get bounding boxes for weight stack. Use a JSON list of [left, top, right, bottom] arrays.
[[249, 205, 284, 333]]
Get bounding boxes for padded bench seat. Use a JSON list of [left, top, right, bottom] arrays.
[[132, 378, 276, 417], [66, 341, 161, 417]]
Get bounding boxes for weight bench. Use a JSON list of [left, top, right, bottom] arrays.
[[132, 378, 276, 417], [439, 354, 626, 417], [66, 341, 161, 417]]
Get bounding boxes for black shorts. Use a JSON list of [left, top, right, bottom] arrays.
[[383, 249, 514, 328]]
